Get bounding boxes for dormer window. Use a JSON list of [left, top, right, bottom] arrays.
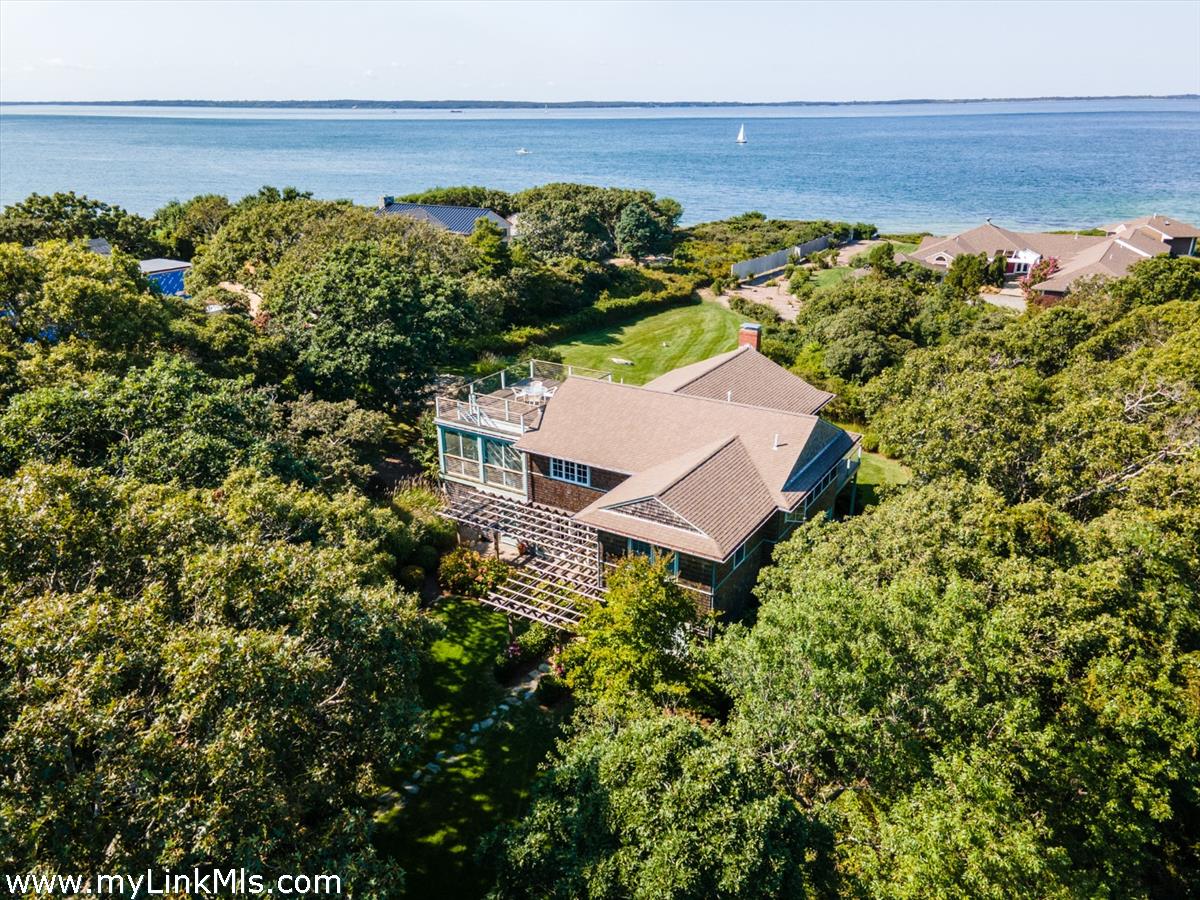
[[549, 457, 590, 486]]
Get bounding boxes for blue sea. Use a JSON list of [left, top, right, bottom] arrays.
[[1, 99, 1197, 232]]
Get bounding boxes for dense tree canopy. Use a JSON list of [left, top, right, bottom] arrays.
[[560, 555, 707, 714], [266, 238, 473, 409], [0, 463, 431, 893], [490, 716, 827, 900], [151, 192, 235, 259], [0, 191, 160, 256], [492, 256, 1200, 897]]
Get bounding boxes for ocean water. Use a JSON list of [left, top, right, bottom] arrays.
[[1, 99, 1197, 232]]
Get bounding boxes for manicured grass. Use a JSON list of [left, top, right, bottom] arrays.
[[376, 597, 568, 898], [551, 300, 746, 385], [891, 240, 920, 255], [417, 598, 510, 746], [811, 266, 853, 289], [847, 450, 912, 512], [377, 703, 568, 899]]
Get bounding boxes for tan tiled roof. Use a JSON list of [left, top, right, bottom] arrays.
[[1115, 226, 1170, 257], [1021, 232, 1108, 258], [1033, 239, 1146, 292], [644, 345, 834, 414], [577, 436, 778, 559], [907, 222, 1031, 262], [514, 376, 856, 559], [1104, 215, 1200, 240]]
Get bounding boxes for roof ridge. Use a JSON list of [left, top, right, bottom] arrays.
[[667, 345, 749, 392], [600, 434, 738, 509], [579, 373, 824, 423], [388, 200, 497, 213]]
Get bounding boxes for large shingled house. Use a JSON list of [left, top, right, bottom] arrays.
[[435, 324, 861, 628], [905, 214, 1199, 299]]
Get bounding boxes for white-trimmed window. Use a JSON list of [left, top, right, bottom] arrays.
[[442, 429, 481, 481], [549, 457, 590, 486], [483, 438, 524, 490]]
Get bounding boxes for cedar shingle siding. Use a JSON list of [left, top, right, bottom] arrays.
[[527, 453, 626, 513]]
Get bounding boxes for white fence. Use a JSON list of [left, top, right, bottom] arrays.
[[730, 234, 833, 280]]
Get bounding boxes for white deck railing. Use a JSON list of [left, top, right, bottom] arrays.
[[435, 359, 612, 434]]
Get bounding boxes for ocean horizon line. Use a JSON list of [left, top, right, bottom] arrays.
[[3, 93, 1199, 109]]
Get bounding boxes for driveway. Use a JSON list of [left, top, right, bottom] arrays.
[[980, 286, 1026, 312]]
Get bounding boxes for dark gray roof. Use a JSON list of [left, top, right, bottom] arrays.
[[376, 201, 505, 235], [86, 238, 112, 256]]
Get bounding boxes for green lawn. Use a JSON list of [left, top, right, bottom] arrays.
[[551, 300, 746, 385], [416, 598, 510, 746], [845, 450, 911, 513], [376, 598, 568, 898], [811, 266, 854, 289]]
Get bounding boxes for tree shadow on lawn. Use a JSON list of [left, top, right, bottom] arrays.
[[376, 702, 570, 899], [415, 597, 511, 751]]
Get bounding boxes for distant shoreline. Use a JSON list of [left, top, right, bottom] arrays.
[[2, 94, 1197, 109]]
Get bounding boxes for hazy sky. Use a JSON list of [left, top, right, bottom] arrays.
[[2, 0, 1198, 103]]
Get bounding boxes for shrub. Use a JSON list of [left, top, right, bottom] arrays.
[[535, 673, 570, 705], [495, 620, 560, 679], [437, 547, 509, 597], [399, 564, 426, 591], [413, 544, 440, 572], [420, 514, 459, 552], [480, 272, 702, 354], [728, 296, 781, 324], [789, 270, 814, 299]]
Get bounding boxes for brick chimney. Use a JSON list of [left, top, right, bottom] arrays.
[[738, 322, 761, 351]]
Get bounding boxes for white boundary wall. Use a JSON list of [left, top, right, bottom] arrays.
[[730, 234, 833, 280]]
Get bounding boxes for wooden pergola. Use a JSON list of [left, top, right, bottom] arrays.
[[441, 485, 605, 629]]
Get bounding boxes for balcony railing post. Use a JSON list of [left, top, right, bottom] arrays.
[[501, 370, 506, 390]]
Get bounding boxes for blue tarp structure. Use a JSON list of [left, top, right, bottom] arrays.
[[139, 258, 191, 296]]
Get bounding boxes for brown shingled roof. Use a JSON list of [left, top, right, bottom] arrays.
[[644, 345, 834, 414], [514, 377, 856, 560], [577, 436, 779, 559], [1104, 215, 1200, 240]]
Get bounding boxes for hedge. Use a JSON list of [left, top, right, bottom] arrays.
[[727, 295, 781, 324], [473, 272, 703, 354]]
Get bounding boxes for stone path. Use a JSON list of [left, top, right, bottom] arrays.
[[384, 663, 552, 807]]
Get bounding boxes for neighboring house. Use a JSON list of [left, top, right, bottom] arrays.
[[139, 258, 191, 296], [376, 197, 512, 238], [436, 324, 861, 629], [86, 237, 113, 256], [905, 215, 1200, 299]]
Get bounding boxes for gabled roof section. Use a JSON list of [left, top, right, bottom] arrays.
[[139, 258, 191, 274], [376, 201, 506, 235], [1104, 215, 1200, 240], [575, 435, 779, 560], [644, 345, 834, 415], [514, 377, 836, 509]]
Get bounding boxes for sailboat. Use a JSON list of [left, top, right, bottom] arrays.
[[736, 124, 747, 144]]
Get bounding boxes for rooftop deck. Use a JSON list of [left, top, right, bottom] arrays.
[[434, 359, 612, 435]]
